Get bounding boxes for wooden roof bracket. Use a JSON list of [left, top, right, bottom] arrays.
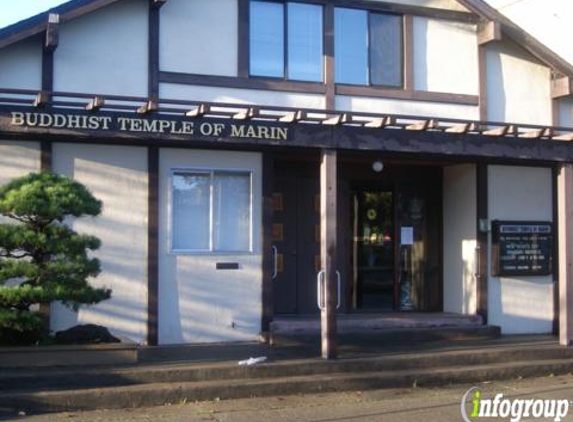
[[553, 132, 573, 141], [445, 122, 479, 133], [185, 104, 210, 118], [33, 91, 50, 107], [279, 110, 306, 123], [152, 0, 168, 9], [406, 119, 439, 131], [233, 106, 260, 120], [137, 100, 159, 114], [478, 20, 502, 45], [85, 96, 105, 111], [483, 124, 517, 136], [519, 127, 554, 139], [44, 13, 59, 52], [364, 116, 395, 128], [322, 113, 352, 125], [552, 76, 573, 99]]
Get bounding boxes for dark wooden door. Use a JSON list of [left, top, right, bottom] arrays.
[[273, 175, 320, 315]]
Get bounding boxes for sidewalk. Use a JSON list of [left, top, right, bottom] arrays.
[[14, 374, 573, 422]]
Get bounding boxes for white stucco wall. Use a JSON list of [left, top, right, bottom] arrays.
[[0, 39, 42, 90], [557, 98, 573, 128], [50, 144, 149, 344], [158, 149, 263, 345], [413, 17, 478, 95], [336, 95, 479, 120], [443, 164, 477, 315], [160, 0, 238, 76], [54, 0, 148, 96], [486, 41, 552, 125], [487, 165, 554, 334], [0, 141, 41, 185], [160, 83, 326, 109]]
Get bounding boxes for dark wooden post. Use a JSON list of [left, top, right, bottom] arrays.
[[261, 153, 275, 341], [476, 163, 488, 324], [320, 149, 338, 359], [558, 164, 573, 345]]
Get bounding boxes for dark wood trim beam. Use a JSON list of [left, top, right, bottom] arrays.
[[331, 0, 479, 23], [553, 164, 560, 335], [148, 0, 160, 101], [261, 152, 274, 339], [320, 148, 338, 359], [476, 162, 488, 324], [552, 77, 573, 99], [403, 15, 414, 92], [324, 3, 335, 109], [0, 0, 123, 49], [160, 72, 328, 94], [152, 0, 168, 8], [477, 20, 502, 46], [147, 146, 159, 346], [238, 0, 250, 78], [335, 85, 479, 106], [45, 13, 59, 52], [558, 163, 573, 345], [478, 45, 487, 121], [40, 140, 52, 172]]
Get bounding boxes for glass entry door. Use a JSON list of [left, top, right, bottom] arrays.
[[351, 182, 441, 312], [353, 190, 396, 310]]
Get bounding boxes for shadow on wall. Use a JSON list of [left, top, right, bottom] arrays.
[[159, 255, 262, 345], [50, 146, 148, 344]]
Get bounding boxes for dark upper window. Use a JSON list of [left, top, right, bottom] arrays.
[[334, 8, 403, 87], [249, 1, 324, 82]]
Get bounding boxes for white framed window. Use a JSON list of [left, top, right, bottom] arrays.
[[171, 170, 253, 253]]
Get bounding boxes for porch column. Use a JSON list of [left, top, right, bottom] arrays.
[[320, 149, 338, 359], [558, 164, 573, 345]]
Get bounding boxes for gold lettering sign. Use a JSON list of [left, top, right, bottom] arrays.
[[9, 111, 289, 141]]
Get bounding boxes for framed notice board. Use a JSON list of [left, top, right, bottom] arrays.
[[491, 221, 553, 277]]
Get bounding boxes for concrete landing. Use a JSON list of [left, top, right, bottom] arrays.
[[271, 312, 484, 335]]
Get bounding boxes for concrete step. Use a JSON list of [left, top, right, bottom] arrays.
[[3, 357, 573, 416], [271, 325, 502, 346], [0, 338, 569, 393]]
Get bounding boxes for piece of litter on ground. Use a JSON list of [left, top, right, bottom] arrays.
[[238, 356, 267, 366]]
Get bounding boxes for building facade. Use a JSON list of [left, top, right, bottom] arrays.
[[1, 0, 573, 354]]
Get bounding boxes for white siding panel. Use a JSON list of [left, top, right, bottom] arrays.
[[0, 141, 41, 186], [336, 95, 479, 120], [51, 144, 149, 344], [413, 17, 478, 95], [557, 98, 573, 128], [488, 165, 553, 334], [158, 149, 263, 345], [0, 39, 42, 90], [160, 83, 326, 109], [161, 0, 238, 76], [486, 41, 552, 125], [54, 0, 148, 96], [443, 164, 477, 315]]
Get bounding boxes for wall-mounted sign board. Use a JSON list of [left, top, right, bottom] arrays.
[[491, 220, 553, 277]]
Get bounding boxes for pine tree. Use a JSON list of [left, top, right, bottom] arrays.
[[0, 172, 111, 344]]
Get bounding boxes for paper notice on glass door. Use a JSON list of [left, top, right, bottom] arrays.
[[401, 226, 414, 245]]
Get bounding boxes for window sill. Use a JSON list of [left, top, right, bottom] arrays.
[[335, 84, 479, 105], [160, 72, 327, 95]]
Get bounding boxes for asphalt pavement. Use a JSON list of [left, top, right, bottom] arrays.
[[10, 373, 573, 422]]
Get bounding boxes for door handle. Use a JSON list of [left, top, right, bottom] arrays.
[[316, 270, 341, 310], [316, 270, 325, 310], [474, 245, 481, 279], [271, 245, 278, 280], [336, 270, 342, 310]]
